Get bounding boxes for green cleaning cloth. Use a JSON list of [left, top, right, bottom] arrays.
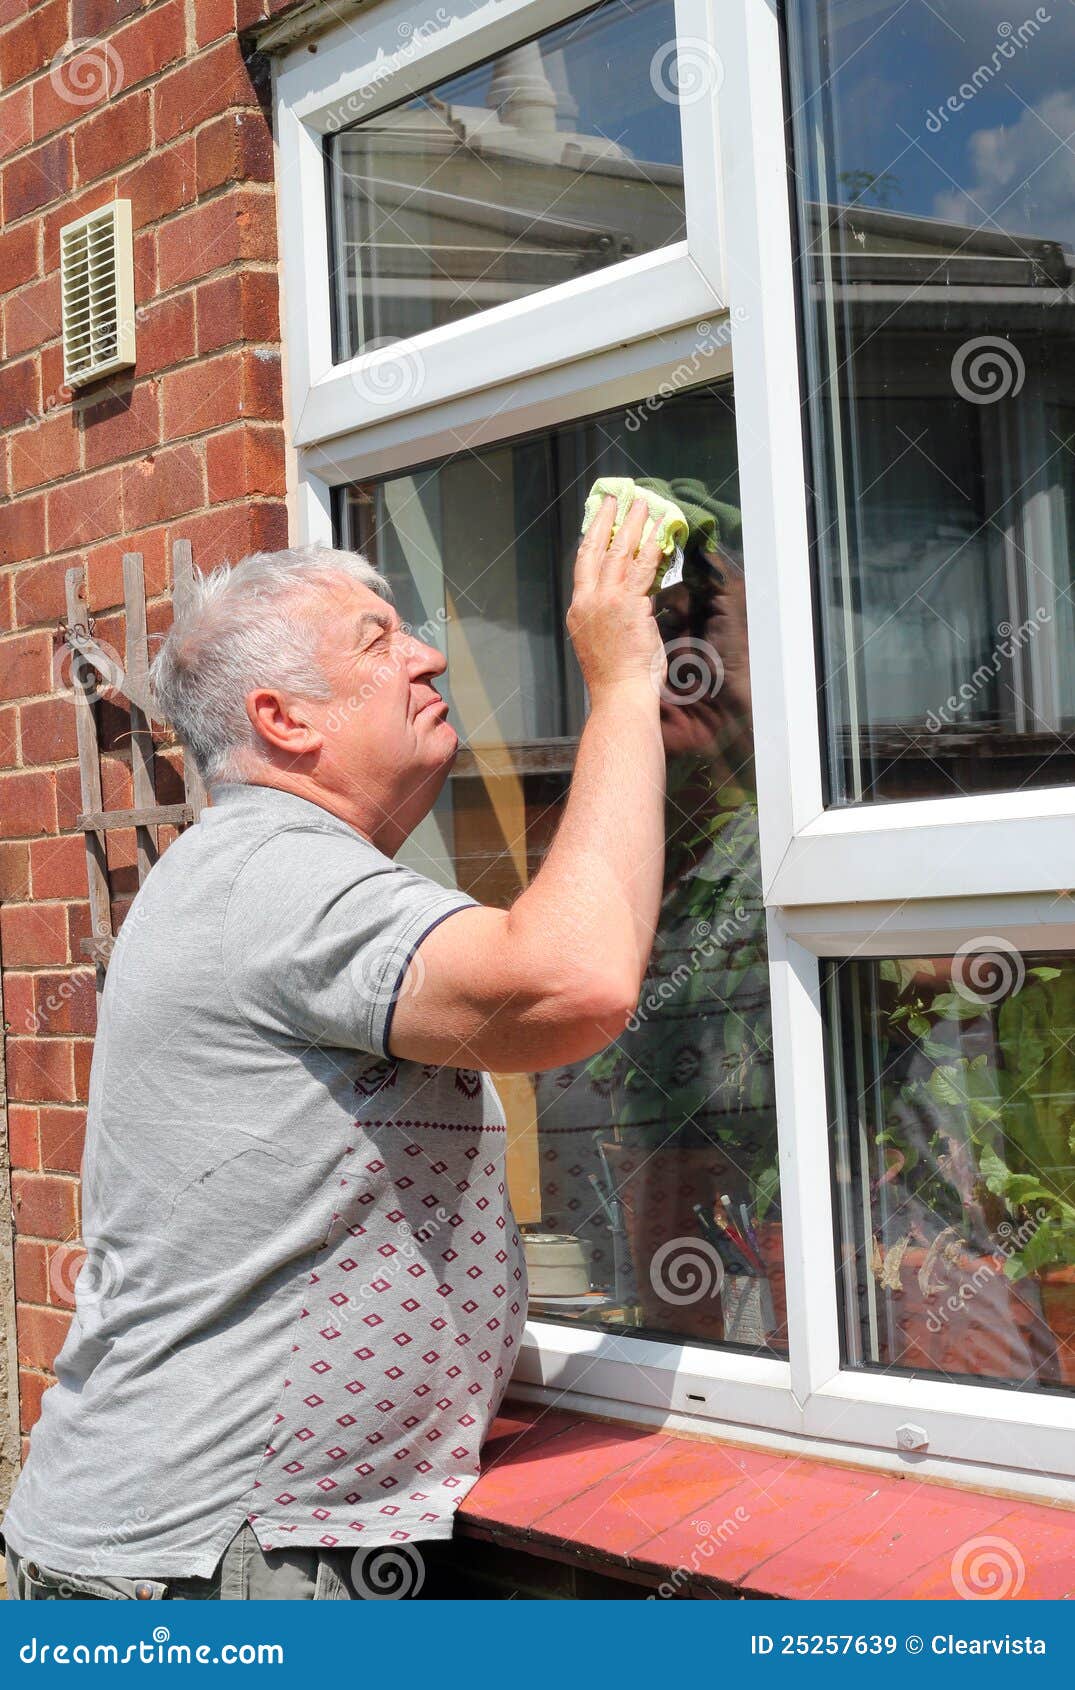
[[582, 477, 689, 586]]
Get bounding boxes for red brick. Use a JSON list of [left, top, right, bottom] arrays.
[[0, 838, 31, 899], [0, 354, 40, 430], [160, 343, 280, 432], [82, 380, 160, 469], [72, 0, 143, 36], [73, 1037, 93, 1102], [195, 267, 278, 357], [8, 1039, 77, 1105], [66, 896, 96, 964], [207, 424, 284, 501], [85, 524, 167, 606], [2, 133, 71, 223], [48, 1240, 87, 1306], [133, 225, 156, 296], [168, 498, 287, 569], [99, 753, 133, 811], [7, 1105, 39, 1171], [1, 900, 69, 966], [34, 969, 96, 1036], [31, 38, 127, 142], [156, 188, 276, 294], [160, 349, 240, 436], [28, 834, 84, 899], [120, 138, 195, 232], [0, 85, 33, 160], [154, 37, 261, 145], [14, 1237, 50, 1304], [0, 632, 51, 703], [38, 1107, 86, 1175], [196, 108, 273, 195], [9, 412, 79, 495], [0, 701, 18, 766], [47, 464, 125, 551], [19, 692, 78, 762], [124, 442, 205, 528], [196, 0, 235, 47], [12, 554, 69, 629], [54, 764, 83, 833], [4, 269, 62, 360], [16, 1302, 72, 1369], [134, 288, 195, 377], [39, 338, 65, 402], [0, 0, 68, 89], [111, 0, 186, 87], [19, 1368, 52, 1431], [3, 970, 35, 1036], [0, 220, 39, 298], [74, 88, 151, 186], [11, 1169, 79, 1236]]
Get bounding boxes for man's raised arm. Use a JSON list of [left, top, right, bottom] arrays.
[[388, 496, 667, 1073]]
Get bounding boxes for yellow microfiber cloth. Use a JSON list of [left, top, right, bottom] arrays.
[[581, 477, 688, 588]]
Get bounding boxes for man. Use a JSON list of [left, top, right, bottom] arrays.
[[2, 497, 666, 1599]]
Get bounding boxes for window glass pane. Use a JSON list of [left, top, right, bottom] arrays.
[[338, 380, 788, 1355], [329, 0, 686, 357], [786, 0, 1075, 802], [827, 950, 1075, 1393]]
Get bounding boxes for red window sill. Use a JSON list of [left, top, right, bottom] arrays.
[[459, 1403, 1075, 1598]]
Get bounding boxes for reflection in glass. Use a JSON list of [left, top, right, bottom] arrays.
[[827, 951, 1075, 1392], [786, 0, 1075, 802], [338, 381, 787, 1353], [329, 0, 686, 357]]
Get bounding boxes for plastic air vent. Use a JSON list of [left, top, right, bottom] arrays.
[[60, 200, 136, 389]]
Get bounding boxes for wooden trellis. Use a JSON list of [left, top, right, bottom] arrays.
[[61, 539, 206, 979]]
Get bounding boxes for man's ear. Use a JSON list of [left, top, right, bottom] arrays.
[[246, 689, 324, 762]]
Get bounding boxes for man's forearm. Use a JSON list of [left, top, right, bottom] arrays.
[[506, 680, 666, 1007]]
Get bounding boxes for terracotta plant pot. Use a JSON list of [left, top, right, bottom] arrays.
[[874, 1241, 1058, 1385], [600, 1142, 730, 1342], [1039, 1266, 1075, 1387]]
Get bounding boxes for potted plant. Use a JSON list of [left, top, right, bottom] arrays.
[[866, 960, 1060, 1385]]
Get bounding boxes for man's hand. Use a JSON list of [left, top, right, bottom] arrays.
[[567, 495, 666, 698]]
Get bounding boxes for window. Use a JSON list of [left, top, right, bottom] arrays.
[[338, 381, 787, 1358], [275, 0, 1075, 1499], [785, 0, 1075, 806], [329, 0, 687, 356]]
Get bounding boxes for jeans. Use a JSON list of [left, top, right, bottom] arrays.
[[4, 1524, 363, 1601]]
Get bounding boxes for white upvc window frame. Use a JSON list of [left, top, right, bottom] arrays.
[[275, 0, 726, 447], [273, 0, 1075, 1504]]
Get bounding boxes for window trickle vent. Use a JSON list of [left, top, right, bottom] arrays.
[[60, 200, 136, 389]]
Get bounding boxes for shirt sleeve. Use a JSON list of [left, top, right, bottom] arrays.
[[220, 825, 478, 1057]]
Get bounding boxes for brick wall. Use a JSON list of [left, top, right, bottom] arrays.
[[0, 0, 307, 1466]]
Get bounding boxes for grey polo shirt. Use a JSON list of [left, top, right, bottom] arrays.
[[2, 783, 527, 1579]]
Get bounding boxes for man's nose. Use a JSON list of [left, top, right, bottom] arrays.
[[407, 637, 447, 679]]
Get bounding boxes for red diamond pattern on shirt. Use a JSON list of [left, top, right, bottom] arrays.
[[248, 1065, 526, 1554]]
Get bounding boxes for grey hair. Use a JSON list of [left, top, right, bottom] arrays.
[[149, 544, 390, 786]]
